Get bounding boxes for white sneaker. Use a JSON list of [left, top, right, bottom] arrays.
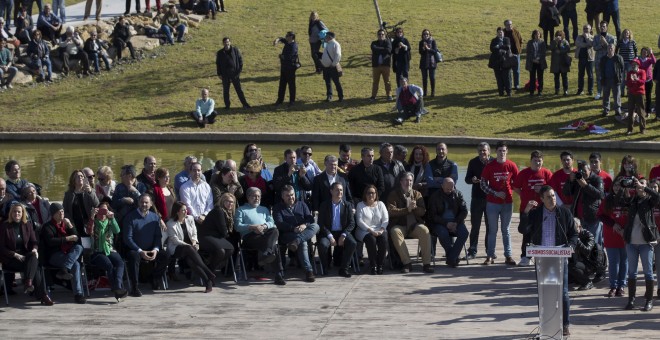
[[518, 257, 532, 266], [594, 93, 601, 100]]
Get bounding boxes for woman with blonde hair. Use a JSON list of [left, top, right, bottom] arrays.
[[198, 193, 236, 273], [308, 11, 328, 73], [0, 202, 52, 305], [95, 165, 116, 202], [239, 159, 272, 208]]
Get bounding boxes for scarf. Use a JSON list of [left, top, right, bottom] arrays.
[[54, 220, 73, 254], [222, 208, 234, 233]]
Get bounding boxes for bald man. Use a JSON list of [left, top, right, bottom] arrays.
[[427, 178, 469, 268]]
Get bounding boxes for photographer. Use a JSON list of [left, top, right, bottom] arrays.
[[272, 149, 311, 205], [563, 160, 605, 246], [568, 218, 607, 291], [623, 178, 660, 312]]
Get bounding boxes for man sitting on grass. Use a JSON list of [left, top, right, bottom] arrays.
[[393, 77, 427, 125], [191, 88, 217, 128]]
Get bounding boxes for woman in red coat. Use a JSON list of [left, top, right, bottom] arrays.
[[598, 179, 628, 298]]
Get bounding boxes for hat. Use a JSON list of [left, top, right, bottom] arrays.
[[49, 202, 64, 216], [631, 59, 641, 67]]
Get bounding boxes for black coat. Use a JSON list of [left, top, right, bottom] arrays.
[[348, 162, 385, 202], [216, 46, 243, 79], [520, 204, 579, 249], [272, 163, 312, 204], [318, 199, 355, 237], [563, 173, 605, 224], [623, 187, 660, 244], [488, 36, 510, 69], [427, 189, 468, 226], [311, 172, 351, 211], [41, 220, 78, 260], [371, 39, 392, 67], [199, 207, 232, 240]]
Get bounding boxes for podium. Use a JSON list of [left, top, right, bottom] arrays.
[[526, 246, 573, 339]]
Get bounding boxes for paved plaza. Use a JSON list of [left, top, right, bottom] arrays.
[[1, 214, 656, 339]]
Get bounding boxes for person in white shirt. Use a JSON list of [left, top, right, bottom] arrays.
[[355, 184, 389, 274], [320, 31, 343, 102], [180, 162, 213, 226]]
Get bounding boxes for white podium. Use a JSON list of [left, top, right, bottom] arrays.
[[526, 246, 573, 340]]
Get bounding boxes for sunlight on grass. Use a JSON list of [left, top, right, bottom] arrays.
[[3, 0, 659, 142]]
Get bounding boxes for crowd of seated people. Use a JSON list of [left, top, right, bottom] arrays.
[[0, 143, 659, 315]]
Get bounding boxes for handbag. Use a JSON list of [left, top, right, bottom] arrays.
[[434, 50, 443, 63]]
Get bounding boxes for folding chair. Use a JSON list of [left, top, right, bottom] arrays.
[[0, 262, 13, 305]]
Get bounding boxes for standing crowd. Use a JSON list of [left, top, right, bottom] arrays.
[[489, 1, 658, 135]]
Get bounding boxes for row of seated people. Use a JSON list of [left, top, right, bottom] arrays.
[[1, 141, 659, 307], [0, 158, 470, 305]]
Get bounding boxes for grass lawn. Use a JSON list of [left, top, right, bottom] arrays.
[[3, 0, 659, 141]]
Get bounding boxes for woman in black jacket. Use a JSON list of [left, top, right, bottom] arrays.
[[622, 178, 660, 312], [418, 29, 438, 97], [198, 193, 236, 272]]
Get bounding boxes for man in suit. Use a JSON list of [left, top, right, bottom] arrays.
[[520, 185, 578, 337], [273, 149, 312, 205], [273, 185, 319, 283], [312, 155, 351, 213], [317, 182, 357, 277], [123, 194, 170, 297]]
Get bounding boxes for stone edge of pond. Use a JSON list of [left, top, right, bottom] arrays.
[[0, 132, 657, 151]]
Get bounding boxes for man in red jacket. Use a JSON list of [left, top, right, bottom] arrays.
[[625, 59, 646, 134]]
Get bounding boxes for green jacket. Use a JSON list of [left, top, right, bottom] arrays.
[[93, 217, 120, 256]]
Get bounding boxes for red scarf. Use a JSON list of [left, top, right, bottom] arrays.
[[54, 220, 73, 254]]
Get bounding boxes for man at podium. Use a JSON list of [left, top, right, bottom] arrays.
[[520, 185, 579, 337]]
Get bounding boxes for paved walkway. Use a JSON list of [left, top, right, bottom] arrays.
[[1, 214, 656, 339]]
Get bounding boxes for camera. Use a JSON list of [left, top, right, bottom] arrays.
[[575, 171, 583, 180], [620, 177, 634, 188]]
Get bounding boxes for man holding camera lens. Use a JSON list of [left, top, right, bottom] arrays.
[[563, 160, 605, 246], [273, 149, 312, 205]]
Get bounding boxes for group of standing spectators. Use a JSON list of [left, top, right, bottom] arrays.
[[488, 0, 658, 135]]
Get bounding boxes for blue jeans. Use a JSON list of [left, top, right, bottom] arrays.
[[562, 259, 570, 327], [52, 0, 65, 22], [583, 220, 603, 247], [508, 54, 520, 88], [279, 223, 319, 272], [602, 78, 622, 113], [160, 24, 185, 44], [31, 57, 52, 80], [605, 247, 627, 289], [90, 251, 125, 291], [0, 66, 18, 86], [0, 0, 12, 29], [626, 243, 654, 281], [88, 51, 110, 72], [486, 202, 513, 258], [48, 244, 84, 295], [433, 223, 468, 263]]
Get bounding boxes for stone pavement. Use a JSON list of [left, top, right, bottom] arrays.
[[1, 213, 656, 339]]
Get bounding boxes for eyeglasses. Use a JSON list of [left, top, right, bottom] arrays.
[[303, 152, 312, 156], [378, 33, 385, 36], [87, 175, 95, 179]]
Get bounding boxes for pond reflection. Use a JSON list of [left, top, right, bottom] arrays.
[[1, 142, 658, 212]]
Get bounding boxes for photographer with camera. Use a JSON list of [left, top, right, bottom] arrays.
[[613, 155, 641, 202], [563, 160, 605, 247], [272, 149, 312, 206], [622, 178, 660, 312]]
